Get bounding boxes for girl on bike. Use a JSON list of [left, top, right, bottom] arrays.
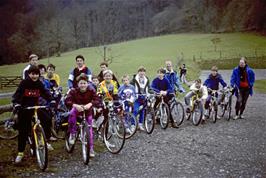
[[65, 73, 102, 157]]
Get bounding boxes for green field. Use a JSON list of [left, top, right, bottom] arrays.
[[254, 79, 266, 94], [0, 33, 266, 92]]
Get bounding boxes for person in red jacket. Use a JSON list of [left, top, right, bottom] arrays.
[[65, 73, 102, 157]]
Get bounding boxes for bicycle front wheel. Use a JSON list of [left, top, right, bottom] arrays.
[[159, 103, 170, 129], [81, 123, 90, 165], [33, 124, 48, 171], [192, 103, 203, 126], [103, 116, 125, 154], [144, 107, 155, 134], [123, 112, 137, 139], [170, 101, 185, 127]]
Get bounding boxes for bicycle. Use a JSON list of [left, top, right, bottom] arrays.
[[135, 94, 156, 134], [186, 90, 203, 126], [120, 99, 138, 139], [65, 108, 92, 165], [101, 99, 126, 154], [0, 106, 18, 140], [205, 88, 219, 123], [218, 86, 234, 121], [168, 92, 185, 127], [154, 93, 170, 129], [23, 105, 49, 171]]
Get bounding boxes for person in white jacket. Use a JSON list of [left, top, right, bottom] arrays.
[[184, 79, 208, 120]]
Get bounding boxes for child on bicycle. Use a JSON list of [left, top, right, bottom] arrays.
[[131, 66, 151, 131], [12, 65, 55, 163], [151, 68, 174, 107], [184, 79, 208, 119], [203, 66, 227, 118], [65, 73, 102, 157], [118, 75, 136, 133]]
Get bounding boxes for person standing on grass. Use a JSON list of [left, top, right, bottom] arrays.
[[68, 55, 92, 89], [179, 64, 187, 84], [230, 57, 255, 119], [22, 54, 39, 79]]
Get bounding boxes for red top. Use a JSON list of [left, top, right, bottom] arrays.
[[240, 71, 249, 88]]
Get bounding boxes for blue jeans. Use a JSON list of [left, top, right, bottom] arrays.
[[133, 99, 145, 124]]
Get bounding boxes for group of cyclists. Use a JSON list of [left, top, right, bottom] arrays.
[[11, 53, 255, 167]]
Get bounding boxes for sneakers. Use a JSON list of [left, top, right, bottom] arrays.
[[49, 136, 57, 141], [47, 143, 54, 151], [105, 141, 115, 148], [186, 108, 191, 113], [92, 119, 97, 129], [240, 115, 244, 119], [15, 152, 24, 163], [138, 124, 145, 131], [233, 115, 240, 120], [126, 128, 132, 134], [89, 149, 95, 158], [69, 133, 76, 145]]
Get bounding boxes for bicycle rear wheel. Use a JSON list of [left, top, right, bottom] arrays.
[[33, 124, 48, 171], [226, 96, 232, 121], [159, 103, 170, 129], [81, 123, 90, 165], [144, 107, 155, 134], [0, 112, 18, 140], [123, 112, 137, 139], [170, 101, 185, 127], [103, 116, 125, 154], [192, 103, 202, 126]]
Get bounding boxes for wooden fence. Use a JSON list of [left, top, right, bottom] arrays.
[[0, 76, 22, 89]]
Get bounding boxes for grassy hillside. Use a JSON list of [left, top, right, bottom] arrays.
[[0, 33, 266, 92]]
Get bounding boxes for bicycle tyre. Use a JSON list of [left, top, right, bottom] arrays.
[[33, 124, 48, 171], [51, 116, 65, 139], [210, 104, 217, 123], [81, 123, 90, 165], [65, 129, 76, 153], [159, 103, 170, 129], [192, 103, 203, 126], [226, 96, 232, 121], [103, 116, 125, 154], [0, 112, 18, 140], [123, 112, 137, 139], [170, 101, 185, 127], [144, 106, 155, 134]]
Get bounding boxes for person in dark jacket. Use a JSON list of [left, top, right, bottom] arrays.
[[151, 68, 174, 108], [12, 65, 54, 163], [67, 55, 92, 89], [65, 73, 102, 157], [97, 61, 120, 87], [230, 57, 255, 119], [203, 66, 227, 117]]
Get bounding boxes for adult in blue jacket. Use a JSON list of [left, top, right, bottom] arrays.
[[230, 57, 255, 119], [165, 60, 185, 93], [203, 66, 227, 117]]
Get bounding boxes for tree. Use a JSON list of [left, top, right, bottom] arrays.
[[211, 37, 221, 51]]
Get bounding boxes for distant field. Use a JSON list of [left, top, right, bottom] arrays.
[[0, 32, 266, 92], [254, 80, 266, 94]]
